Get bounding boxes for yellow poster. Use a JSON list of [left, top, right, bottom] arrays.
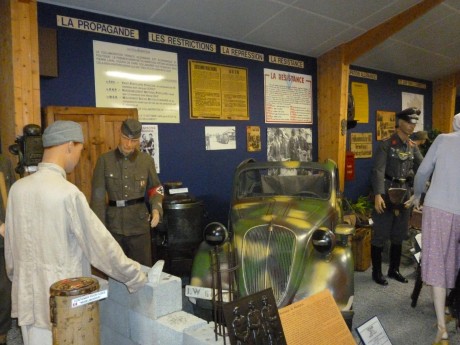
[[247, 126, 261, 152], [351, 82, 369, 124], [351, 132, 373, 158], [189, 60, 249, 120]]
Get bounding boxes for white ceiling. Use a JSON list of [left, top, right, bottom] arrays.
[[38, 0, 460, 83]]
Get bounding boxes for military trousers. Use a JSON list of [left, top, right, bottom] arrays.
[[111, 232, 152, 266], [371, 206, 410, 247]]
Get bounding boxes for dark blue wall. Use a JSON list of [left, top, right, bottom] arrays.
[[38, 3, 432, 222], [344, 68, 432, 201]]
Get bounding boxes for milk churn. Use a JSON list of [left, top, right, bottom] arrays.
[[49, 277, 100, 345]]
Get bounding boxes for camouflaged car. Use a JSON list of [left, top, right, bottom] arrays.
[[188, 159, 355, 327]]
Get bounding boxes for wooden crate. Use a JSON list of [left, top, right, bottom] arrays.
[[352, 227, 371, 271]]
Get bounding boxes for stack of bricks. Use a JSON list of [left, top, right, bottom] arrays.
[[97, 266, 228, 345]]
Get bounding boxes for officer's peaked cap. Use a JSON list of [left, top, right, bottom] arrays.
[[121, 118, 142, 139], [396, 107, 420, 124]]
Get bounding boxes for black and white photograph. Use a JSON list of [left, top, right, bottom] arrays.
[[267, 127, 312, 163], [140, 124, 160, 172], [205, 126, 236, 150]]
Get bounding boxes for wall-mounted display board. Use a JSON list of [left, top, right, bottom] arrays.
[[189, 60, 249, 120], [93, 40, 180, 123], [264, 69, 312, 124]]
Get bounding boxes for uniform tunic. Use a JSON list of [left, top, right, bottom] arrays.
[[371, 132, 423, 246], [4, 163, 146, 329], [91, 148, 163, 236]]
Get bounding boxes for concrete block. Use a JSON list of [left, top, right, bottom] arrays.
[[101, 325, 136, 345], [158, 311, 208, 345], [107, 278, 131, 308], [99, 297, 131, 338], [129, 273, 182, 319], [183, 322, 228, 345]]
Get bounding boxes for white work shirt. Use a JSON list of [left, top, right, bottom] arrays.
[[5, 162, 146, 329]]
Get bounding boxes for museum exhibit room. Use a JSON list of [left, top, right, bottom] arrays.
[[1, 0, 460, 344]]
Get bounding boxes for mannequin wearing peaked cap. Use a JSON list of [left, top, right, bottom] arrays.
[[91, 118, 163, 266], [370, 108, 423, 286]]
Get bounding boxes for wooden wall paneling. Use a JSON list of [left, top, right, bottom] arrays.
[[432, 75, 456, 133], [43, 106, 138, 201], [0, 0, 15, 155], [0, 0, 40, 160]]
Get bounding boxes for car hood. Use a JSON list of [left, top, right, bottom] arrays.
[[231, 196, 333, 231]]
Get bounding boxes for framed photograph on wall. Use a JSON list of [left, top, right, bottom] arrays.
[[376, 111, 395, 141]]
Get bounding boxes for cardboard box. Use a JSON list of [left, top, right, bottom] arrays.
[[352, 227, 371, 272]]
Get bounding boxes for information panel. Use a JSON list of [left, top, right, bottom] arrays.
[[93, 40, 179, 123], [264, 69, 312, 124], [188, 60, 249, 120]]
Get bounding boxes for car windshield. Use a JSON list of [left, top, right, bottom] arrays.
[[236, 166, 331, 200]]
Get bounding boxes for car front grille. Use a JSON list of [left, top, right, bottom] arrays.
[[240, 224, 296, 306]]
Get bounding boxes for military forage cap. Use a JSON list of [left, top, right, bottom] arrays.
[[396, 107, 421, 124], [42, 121, 84, 148], [121, 118, 142, 139]]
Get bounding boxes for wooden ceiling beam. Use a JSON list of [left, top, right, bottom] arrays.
[[343, 0, 444, 64]]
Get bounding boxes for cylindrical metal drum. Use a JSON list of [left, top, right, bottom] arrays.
[[154, 193, 204, 278], [49, 277, 100, 345]]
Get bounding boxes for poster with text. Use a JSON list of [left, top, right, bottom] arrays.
[[140, 125, 160, 172], [402, 92, 424, 131], [350, 133, 372, 158], [189, 60, 249, 120], [351, 82, 369, 124], [93, 40, 179, 123], [264, 69, 312, 124]]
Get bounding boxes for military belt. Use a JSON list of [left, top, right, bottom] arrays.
[[384, 174, 406, 184], [108, 197, 145, 207]]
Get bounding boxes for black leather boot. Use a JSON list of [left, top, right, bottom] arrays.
[[388, 244, 408, 283], [371, 245, 388, 286]]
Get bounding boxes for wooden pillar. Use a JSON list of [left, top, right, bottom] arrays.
[[0, 0, 40, 158], [432, 75, 457, 133], [317, 46, 349, 191], [317, 0, 443, 190]]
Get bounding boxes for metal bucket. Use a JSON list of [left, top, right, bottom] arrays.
[[50, 277, 100, 345]]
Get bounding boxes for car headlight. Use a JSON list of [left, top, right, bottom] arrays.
[[204, 222, 228, 246], [312, 227, 336, 254]]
